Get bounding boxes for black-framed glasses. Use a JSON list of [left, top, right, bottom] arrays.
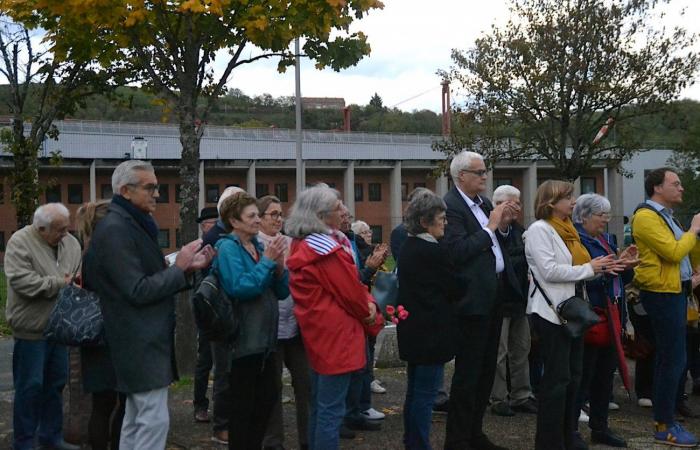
[[128, 183, 160, 194], [461, 169, 489, 177], [262, 211, 284, 220]]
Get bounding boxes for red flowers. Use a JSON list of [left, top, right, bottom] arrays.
[[385, 304, 409, 324]]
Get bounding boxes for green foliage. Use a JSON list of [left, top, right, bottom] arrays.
[[438, 0, 700, 181]]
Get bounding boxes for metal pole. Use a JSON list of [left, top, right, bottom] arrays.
[[295, 38, 304, 195]]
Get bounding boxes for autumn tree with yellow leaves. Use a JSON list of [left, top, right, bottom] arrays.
[[2, 0, 383, 243]]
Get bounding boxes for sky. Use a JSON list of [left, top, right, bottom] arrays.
[[220, 0, 700, 112]]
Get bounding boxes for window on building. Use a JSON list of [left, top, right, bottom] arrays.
[[413, 182, 426, 190], [206, 184, 220, 204], [494, 178, 513, 188], [401, 183, 409, 201], [369, 225, 383, 244], [101, 184, 113, 199], [581, 177, 597, 194], [45, 185, 61, 203], [67, 184, 83, 204], [176, 229, 182, 248], [175, 184, 182, 202], [354, 183, 364, 202], [156, 184, 169, 203], [157, 229, 170, 249], [0, 231, 5, 252], [256, 183, 269, 197], [368, 183, 381, 202], [274, 183, 288, 202]]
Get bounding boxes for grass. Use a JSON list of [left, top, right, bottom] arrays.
[[0, 269, 9, 336]]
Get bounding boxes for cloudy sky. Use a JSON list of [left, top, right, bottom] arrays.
[[223, 0, 700, 112]]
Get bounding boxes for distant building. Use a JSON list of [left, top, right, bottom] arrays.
[[300, 97, 346, 110]]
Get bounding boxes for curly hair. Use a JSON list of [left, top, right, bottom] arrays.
[[219, 192, 257, 232]]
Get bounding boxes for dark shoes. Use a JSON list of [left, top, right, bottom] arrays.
[[591, 429, 627, 448], [470, 434, 509, 450], [345, 419, 382, 431], [37, 441, 80, 450], [511, 398, 538, 414], [194, 408, 210, 422], [339, 424, 356, 439], [491, 401, 515, 417]]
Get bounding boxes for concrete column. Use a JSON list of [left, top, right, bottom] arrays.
[[485, 169, 494, 198], [246, 161, 256, 196], [606, 167, 625, 244], [523, 162, 538, 226], [89, 160, 96, 202], [198, 161, 205, 212], [343, 161, 355, 217], [436, 173, 449, 197], [573, 177, 582, 197], [390, 161, 403, 229]]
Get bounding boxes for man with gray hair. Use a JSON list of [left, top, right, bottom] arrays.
[[86, 160, 214, 449], [442, 151, 521, 450], [488, 185, 537, 418], [5, 202, 82, 450]]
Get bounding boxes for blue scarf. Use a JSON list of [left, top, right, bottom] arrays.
[[112, 194, 159, 243]]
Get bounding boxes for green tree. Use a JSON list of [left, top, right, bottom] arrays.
[[4, 0, 384, 245], [436, 0, 699, 181]]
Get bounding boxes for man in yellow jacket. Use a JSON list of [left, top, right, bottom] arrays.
[[632, 167, 700, 447]]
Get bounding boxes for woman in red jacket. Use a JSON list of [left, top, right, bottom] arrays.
[[286, 184, 383, 450]]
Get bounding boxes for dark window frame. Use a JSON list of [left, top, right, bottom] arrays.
[[274, 183, 288, 202], [354, 183, 363, 202], [206, 184, 220, 204], [45, 184, 62, 203], [156, 184, 170, 203], [157, 229, 170, 249], [256, 183, 270, 197], [368, 183, 382, 202]]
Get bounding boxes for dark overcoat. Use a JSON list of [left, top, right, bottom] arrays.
[[85, 202, 189, 393]]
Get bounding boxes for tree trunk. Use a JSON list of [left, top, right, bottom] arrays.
[[174, 108, 201, 377], [9, 118, 40, 228]]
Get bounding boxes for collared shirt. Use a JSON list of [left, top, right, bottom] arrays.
[[456, 187, 505, 273], [646, 199, 692, 281]]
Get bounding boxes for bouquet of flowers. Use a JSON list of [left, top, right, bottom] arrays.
[[385, 304, 409, 324]]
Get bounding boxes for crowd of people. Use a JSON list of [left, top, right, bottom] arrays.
[[4, 152, 700, 450]]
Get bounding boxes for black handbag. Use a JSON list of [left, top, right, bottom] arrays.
[[531, 274, 599, 338], [44, 271, 104, 346], [371, 270, 399, 310], [191, 270, 240, 343]]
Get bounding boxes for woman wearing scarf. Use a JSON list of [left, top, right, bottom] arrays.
[[524, 180, 622, 450]]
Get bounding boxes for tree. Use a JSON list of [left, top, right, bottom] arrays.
[[0, 17, 110, 226], [436, 0, 699, 181], [5, 0, 384, 245], [368, 92, 384, 110]]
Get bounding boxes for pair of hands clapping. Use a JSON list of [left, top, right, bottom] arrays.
[[263, 235, 287, 276], [175, 239, 215, 273]]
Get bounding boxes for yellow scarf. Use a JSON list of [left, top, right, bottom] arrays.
[[547, 216, 591, 266]]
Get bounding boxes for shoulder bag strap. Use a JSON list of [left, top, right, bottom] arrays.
[[530, 271, 567, 324]]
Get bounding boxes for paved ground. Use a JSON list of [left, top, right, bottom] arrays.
[[1, 335, 698, 449]]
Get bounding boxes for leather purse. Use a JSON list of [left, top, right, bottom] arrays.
[[44, 270, 104, 346], [531, 274, 600, 339]]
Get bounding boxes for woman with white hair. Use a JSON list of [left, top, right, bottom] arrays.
[[572, 193, 638, 448], [285, 185, 383, 450]]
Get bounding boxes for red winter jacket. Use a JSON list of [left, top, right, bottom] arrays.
[[287, 233, 382, 375]]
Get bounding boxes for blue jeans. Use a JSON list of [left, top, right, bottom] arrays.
[[345, 339, 371, 423], [404, 364, 444, 450], [641, 290, 687, 425], [12, 339, 69, 450], [308, 370, 352, 450]]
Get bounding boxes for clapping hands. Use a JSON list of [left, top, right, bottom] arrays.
[[175, 239, 216, 273]]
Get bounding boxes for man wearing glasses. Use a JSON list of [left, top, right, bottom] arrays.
[[442, 151, 521, 450], [86, 160, 214, 449]]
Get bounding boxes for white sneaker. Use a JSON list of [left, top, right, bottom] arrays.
[[362, 407, 386, 420], [608, 401, 620, 410], [638, 397, 653, 408], [578, 409, 589, 423], [370, 379, 386, 394]]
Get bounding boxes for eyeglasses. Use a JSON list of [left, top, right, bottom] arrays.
[[593, 212, 611, 219], [128, 183, 160, 194], [461, 169, 489, 177], [262, 212, 284, 220]]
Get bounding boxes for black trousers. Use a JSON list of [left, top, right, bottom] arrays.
[[575, 343, 617, 432], [444, 310, 502, 449], [533, 314, 583, 450], [228, 353, 279, 450]]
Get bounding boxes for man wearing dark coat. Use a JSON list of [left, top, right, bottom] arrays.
[[441, 151, 521, 450], [86, 160, 214, 449]]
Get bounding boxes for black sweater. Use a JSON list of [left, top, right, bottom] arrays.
[[396, 236, 465, 365]]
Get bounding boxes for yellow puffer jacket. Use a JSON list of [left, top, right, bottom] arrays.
[[632, 208, 700, 293]]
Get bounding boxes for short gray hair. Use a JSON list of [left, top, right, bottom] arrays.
[[218, 186, 246, 213], [403, 189, 446, 235], [111, 160, 154, 194], [33, 203, 70, 229], [351, 220, 370, 235], [450, 151, 483, 181], [493, 185, 521, 204], [573, 193, 611, 224], [285, 184, 340, 238]]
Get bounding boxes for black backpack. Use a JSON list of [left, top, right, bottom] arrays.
[[191, 270, 239, 343]]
